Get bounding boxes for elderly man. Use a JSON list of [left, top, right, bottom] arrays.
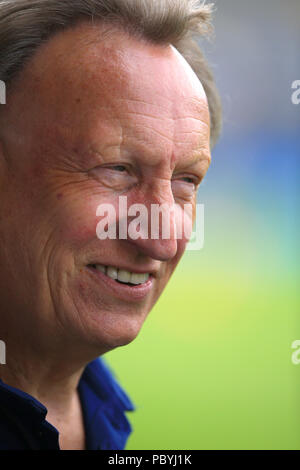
[[0, 0, 221, 450]]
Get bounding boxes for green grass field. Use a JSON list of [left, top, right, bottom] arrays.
[[105, 244, 300, 449]]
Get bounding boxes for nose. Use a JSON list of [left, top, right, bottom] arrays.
[[119, 184, 178, 261]]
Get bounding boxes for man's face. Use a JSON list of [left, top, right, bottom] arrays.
[[0, 23, 211, 355]]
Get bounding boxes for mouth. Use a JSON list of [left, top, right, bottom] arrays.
[[88, 264, 151, 285], [86, 264, 154, 301]]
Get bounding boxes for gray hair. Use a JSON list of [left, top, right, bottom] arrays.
[[0, 0, 222, 146]]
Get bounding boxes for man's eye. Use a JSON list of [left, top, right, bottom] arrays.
[[180, 177, 195, 184], [171, 178, 198, 202], [88, 164, 137, 191], [176, 176, 199, 189], [110, 165, 127, 172]]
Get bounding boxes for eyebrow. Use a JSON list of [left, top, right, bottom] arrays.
[[83, 140, 211, 173], [176, 151, 211, 171]]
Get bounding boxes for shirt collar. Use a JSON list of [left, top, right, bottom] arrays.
[[78, 357, 135, 450], [0, 357, 135, 450]]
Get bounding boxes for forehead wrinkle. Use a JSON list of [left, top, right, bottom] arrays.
[[89, 102, 210, 171], [11, 23, 210, 170], [115, 95, 209, 147]]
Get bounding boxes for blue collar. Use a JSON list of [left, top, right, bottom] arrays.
[[0, 357, 135, 450]]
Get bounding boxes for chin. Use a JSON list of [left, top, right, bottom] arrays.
[[86, 311, 146, 353]]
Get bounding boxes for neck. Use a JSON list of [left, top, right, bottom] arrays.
[[0, 347, 88, 450], [0, 319, 103, 406]]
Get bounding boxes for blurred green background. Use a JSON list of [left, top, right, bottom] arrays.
[[105, 0, 300, 449]]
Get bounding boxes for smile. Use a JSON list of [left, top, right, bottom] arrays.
[[86, 264, 154, 302], [89, 264, 150, 286]]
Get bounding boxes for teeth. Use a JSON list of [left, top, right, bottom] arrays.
[[130, 273, 149, 285], [106, 266, 118, 280], [94, 265, 150, 285], [118, 270, 131, 283]]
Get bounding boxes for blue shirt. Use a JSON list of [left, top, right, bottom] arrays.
[[0, 357, 135, 450]]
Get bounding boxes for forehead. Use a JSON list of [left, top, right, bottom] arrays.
[[13, 22, 210, 162]]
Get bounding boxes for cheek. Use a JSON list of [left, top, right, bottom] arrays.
[[56, 196, 100, 247], [57, 193, 121, 248]]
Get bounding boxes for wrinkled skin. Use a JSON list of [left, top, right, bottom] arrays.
[[0, 22, 210, 447]]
